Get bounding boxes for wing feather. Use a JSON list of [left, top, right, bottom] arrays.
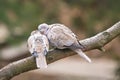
[[48, 24, 77, 49]]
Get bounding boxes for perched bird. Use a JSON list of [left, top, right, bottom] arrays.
[[38, 23, 91, 63], [27, 30, 49, 68]]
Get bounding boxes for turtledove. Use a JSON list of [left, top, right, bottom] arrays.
[[27, 30, 49, 68], [38, 23, 91, 63]]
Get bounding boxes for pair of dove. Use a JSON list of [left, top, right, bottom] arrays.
[[28, 23, 91, 69]]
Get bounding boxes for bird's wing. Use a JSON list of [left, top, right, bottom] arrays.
[[48, 24, 76, 48], [42, 35, 49, 52], [50, 23, 77, 38], [27, 35, 34, 54]]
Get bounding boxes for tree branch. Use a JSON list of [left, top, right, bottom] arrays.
[[0, 21, 120, 80]]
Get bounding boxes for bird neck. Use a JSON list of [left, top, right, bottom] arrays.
[[45, 26, 52, 35]]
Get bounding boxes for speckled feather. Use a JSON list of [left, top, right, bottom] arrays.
[[27, 30, 49, 68], [38, 23, 91, 63]]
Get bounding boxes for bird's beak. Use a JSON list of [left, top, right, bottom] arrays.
[[40, 30, 45, 34]]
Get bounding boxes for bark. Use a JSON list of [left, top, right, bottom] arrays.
[[0, 21, 120, 80]]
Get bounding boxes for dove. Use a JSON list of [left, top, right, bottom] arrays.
[[27, 30, 49, 68], [38, 23, 91, 63]]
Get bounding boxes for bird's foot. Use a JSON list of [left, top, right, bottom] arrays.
[[32, 51, 38, 57]]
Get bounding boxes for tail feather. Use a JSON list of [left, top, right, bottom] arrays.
[[36, 54, 47, 68], [72, 49, 91, 63]]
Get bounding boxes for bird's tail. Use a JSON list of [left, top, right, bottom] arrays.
[[72, 49, 91, 63], [36, 54, 47, 68]]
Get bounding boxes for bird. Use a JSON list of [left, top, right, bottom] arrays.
[[27, 30, 49, 68], [38, 23, 91, 63]]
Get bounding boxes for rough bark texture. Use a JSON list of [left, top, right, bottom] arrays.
[[0, 21, 120, 80]]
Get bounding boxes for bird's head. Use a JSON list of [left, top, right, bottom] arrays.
[[38, 23, 49, 35], [30, 30, 39, 35]]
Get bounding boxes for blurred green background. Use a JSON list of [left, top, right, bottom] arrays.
[[0, 0, 120, 80]]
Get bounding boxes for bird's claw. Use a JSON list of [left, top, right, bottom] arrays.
[[32, 51, 38, 57]]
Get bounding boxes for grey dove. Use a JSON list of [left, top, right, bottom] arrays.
[[27, 30, 49, 68], [38, 23, 91, 63]]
